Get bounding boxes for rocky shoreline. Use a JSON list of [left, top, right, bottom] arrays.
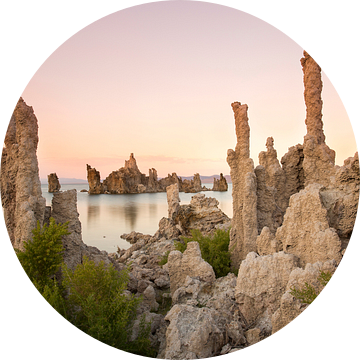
[[1, 51, 358, 358]]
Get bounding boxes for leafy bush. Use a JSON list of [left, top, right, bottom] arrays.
[[290, 271, 333, 305], [62, 257, 155, 357], [16, 218, 69, 291], [176, 229, 232, 278], [17, 220, 155, 357]]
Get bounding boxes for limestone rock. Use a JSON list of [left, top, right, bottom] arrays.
[[167, 183, 180, 219], [51, 189, 84, 270], [227, 102, 258, 268], [160, 304, 225, 359], [301, 51, 336, 187], [173, 193, 230, 236], [275, 183, 342, 267], [235, 251, 300, 327], [212, 173, 228, 191], [1, 98, 46, 249], [47, 173, 61, 193], [86, 164, 103, 194], [256, 226, 282, 256], [280, 144, 305, 202], [167, 241, 215, 296], [271, 260, 337, 333]]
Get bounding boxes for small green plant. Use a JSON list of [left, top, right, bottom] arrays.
[[176, 229, 232, 278], [16, 218, 70, 292], [158, 250, 170, 266], [62, 257, 155, 357], [290, 271, 333, 305]]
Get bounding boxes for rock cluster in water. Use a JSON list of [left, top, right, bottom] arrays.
[[48, 172, 61, 193], [86, 153, 212, 195]]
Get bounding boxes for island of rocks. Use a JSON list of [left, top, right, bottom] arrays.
[[1, 51, 358, 358], [86, 154, 228, 195]]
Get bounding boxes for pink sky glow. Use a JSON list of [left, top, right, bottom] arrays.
[[19, 1, 357, 180]]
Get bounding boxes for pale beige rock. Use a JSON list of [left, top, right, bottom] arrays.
[[173, 193, 230, 236], [51, 189, 84, 270], [259, 137, 287, 212], [275, 183, 342, 267], [167, 241, 215, 296], [235, 251, 300, 326], [1, 98, 46, 249], [301, 51, 336, 187], [167, 183, 180, 219], [244, 328, 261, 346], [48, 173, 61, 193], [256, 226, 282, 256], [227, 102, 258, 269], [160, 304, 225, 359], [271, 260, 337, 333]]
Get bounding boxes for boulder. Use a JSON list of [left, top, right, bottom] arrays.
[[235, 251, 300, 330], [167, 241, 215, 296], [275, 183, 342, 267]]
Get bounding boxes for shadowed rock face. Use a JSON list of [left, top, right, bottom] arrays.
[[1, 98, 46, 249], [212, 173, 228, 191], [48, 173, 61, 193]]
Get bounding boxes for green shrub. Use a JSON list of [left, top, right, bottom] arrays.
[[290, 271, 333, 305], [176, 229, 232, 278], [16, 218, 69, 292], [17, 220, 155, 357], [158, 250, 170, 266], [62, 257, 155, 357]]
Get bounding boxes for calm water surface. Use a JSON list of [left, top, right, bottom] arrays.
[[41, 183, 233, 253]]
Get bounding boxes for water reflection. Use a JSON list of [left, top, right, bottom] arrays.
[[41, 184, 233, 253]]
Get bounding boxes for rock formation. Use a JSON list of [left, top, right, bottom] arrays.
[[86, 164, 103, 194], [212, 173, 228, 191], [86, 154, 207, 195], [228, 51, 359, 269], [167, 241, 216, 296], [301, 51, 336, 187], [227, 102, 258, 268], [1, 98, 46, 249], [235, 251, 300, 331], [47, 173, 61, 193], [167, 183, 180, 219]]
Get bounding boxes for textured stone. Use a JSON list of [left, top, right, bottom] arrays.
[[256, 226, 282, 256], [275, 183, 342, 267], [86, 164, 103, 194], [167, 241, 215, 296], [47, 173, 61, 193], [212, 173, 228, 191], [271, 260, 337, 333], [301, 51, 336, 187], [167, 183, 180, 219], [1, 98, 46, 249], [173, 193, 230, 236], [235, 251, 300, 327], [227, 102, 258, 268]]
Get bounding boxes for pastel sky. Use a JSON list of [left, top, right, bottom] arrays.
[[20, 1, 357, 180]]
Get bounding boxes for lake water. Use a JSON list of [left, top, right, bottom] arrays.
[[41, 183, 233, 253]]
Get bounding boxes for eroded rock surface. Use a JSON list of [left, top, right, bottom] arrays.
[[1, 98, 46, 249], [212, 173, 228, 191], [48, 173, 61, 193], [227, 102, 258, 268]]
